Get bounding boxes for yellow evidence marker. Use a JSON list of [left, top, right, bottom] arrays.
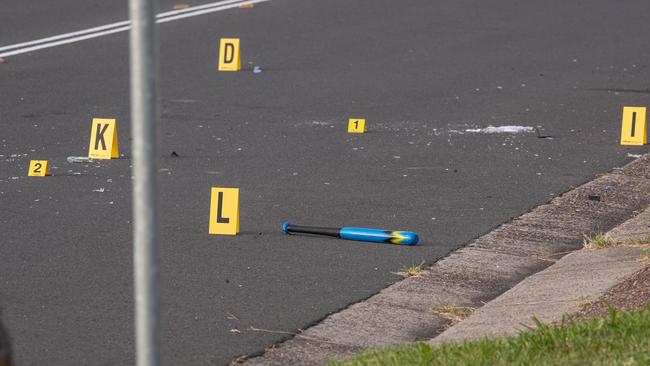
[[218, 38, 241, 71], [620, 106, 647, 146], [28, 160, 50, 177], [88, 118, 119, 159], [209, 187, 240, 235], [348, 118, 366, 133]]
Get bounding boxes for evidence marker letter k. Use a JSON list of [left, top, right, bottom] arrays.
[[94, 123, 110, 150]]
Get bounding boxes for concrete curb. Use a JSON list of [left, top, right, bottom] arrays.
[[240, 155, 650, 365], [430, 247, 646, 344], [430, 198, 650, 344]]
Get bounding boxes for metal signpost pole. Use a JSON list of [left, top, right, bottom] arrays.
[[128, 0, 160, 365]]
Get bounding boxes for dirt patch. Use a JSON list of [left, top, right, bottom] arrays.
[[0, 319, 11, 366], [577, 265, 650, 319]]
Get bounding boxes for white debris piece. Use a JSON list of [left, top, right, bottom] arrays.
[[627, 153, 643, 159], [464, 125, 535, 134], [92, 188, 106, 193], [67, 156, 92, 163], [310, 121, 331, 126]]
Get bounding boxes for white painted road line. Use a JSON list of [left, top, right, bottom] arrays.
[[0, 0, 271, 58], [0, 26, 132, 58], [0, 0, 245, 53], [155, 0, 268, 23], [155, 0, 245, 18], [0, 21, 130, 53]]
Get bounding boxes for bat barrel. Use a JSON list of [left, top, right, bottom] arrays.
[[340, 227, 419, 245]]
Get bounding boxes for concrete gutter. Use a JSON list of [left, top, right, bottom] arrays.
[[241, 155, 650, 365]]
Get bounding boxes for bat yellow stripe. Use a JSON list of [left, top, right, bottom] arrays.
[[389, 231, 407, 244]]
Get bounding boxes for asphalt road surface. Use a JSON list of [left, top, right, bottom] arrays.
[[2, 0, 650, 364]]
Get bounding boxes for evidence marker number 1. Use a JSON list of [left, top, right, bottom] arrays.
[[282, 222, 419, 245], [348, 118, 366, 133]]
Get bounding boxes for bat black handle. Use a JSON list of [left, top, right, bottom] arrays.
[[282, 222, 340, 238]]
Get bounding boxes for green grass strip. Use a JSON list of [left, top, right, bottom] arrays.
[[331, 305, 650, 366]]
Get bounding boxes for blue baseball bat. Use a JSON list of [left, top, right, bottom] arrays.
[[281, 222, 419, 245]]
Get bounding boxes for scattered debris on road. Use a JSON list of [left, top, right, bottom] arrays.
[[464, 125, 535, 134], [536, 127, 554, 139], [67, 156, 92, 163]]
